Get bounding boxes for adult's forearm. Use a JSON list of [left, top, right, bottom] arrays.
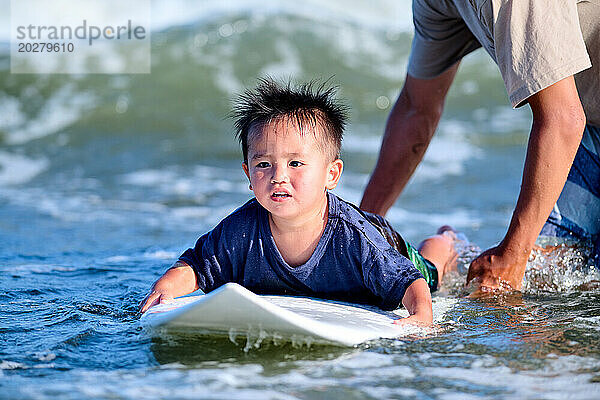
[[465, 77, 585, 291], [500, 78, 586, 278], [501, 117, 584, 260], [360, 97, 439, 215]]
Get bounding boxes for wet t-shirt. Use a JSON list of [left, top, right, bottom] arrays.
[[178, 192, 423, 311]]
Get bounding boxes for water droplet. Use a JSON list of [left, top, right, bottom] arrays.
[[115, 95, 129, 114], [376, 95, 390, 110], [219, 23, 233, 38]]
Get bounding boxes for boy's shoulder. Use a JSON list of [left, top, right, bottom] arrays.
[[213, 197, 263, 232], [330, 193, 375, 229], [226, 197, 262, 217], [330, 193, 407, 256]]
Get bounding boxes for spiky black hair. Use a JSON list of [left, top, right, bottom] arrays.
[[232, 77, 349, 163]]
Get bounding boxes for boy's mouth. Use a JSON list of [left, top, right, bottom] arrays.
[[271, 191, 291, 198]]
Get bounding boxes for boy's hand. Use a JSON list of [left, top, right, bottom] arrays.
[[138, 262, 198, 314], [139, 290, 174, 313], [400, 278, 433, 325], [393, 314, 431, 327]]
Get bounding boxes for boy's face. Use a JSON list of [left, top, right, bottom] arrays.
[[242, 119, 343, 223]]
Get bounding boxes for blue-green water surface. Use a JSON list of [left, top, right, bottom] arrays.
[[1, 1, 599, 398]]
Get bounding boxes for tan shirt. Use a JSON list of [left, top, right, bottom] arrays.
[[408, 0, 600, 127]]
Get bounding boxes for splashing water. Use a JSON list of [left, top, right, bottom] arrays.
[[452, 231, 482, 275], [439, 232, 600, 295], [524, 238, 599, 293]]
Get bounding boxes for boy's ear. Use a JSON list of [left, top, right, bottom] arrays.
[[242, 162, 250, 181], [242, 162, 253, 190], [325, 159, 343, 190]]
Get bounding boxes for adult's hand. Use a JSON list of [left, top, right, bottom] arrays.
[[466, 243, 530, 290]]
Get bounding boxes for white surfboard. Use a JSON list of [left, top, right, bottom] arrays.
[[141, 283, 418, 347]]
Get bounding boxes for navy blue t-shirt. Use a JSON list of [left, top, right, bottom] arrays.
[[179, 192, 424, 310]]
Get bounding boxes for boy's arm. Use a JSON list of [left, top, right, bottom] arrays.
[[139, 261, 199, 313], [395, 278, 433, 326]]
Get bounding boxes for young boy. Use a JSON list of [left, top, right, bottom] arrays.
[[140, 78, 456, 325]]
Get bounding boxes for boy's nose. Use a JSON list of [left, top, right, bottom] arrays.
[[271, 164, 289, 183]]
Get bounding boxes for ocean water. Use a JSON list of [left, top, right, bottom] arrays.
[[1, 0, 599, 398]]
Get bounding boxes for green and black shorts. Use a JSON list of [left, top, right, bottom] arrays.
[[403, 241, 439, 292]]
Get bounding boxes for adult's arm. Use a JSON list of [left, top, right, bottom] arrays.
[[360, 63, 460, 216], [467, 76, 586, 290]]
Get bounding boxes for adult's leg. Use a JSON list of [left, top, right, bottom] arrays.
[[417, 229, 457, 285]]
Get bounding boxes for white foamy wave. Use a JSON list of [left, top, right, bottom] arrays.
[[105, 250, 178, 263], [0, 360, 27, 370], [196, 41, 245, 95], [416, 120, 483, 180], [121, 168, 179, 186], [334, 173, 371, 204], [0, 151, 48, 185], [342, 134, 381, 153], [333, 172, 481, 237], [171, 204, 244, 227], [0, 95, 26, 131], [7, 351, 600, 400], [330, 23, 408, 82], [0, 169, 243, 230], [0, 185, 168, 225], [343, 121, 482, 182], [574, 316, 600, 331], [151, 0, 411, 35], [423, 355, 600, 400], [186, 9, 408, 96], [385, 207, 480, 231], [259, 38, 303, 79], [0, 0, 411, 42], [5, 85, 96, 145], [488, 105, 532, 134], [6, 264, 78, 275], [120, 165, 249, 197]]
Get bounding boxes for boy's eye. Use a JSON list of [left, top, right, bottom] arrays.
[[289, 161, 303, 167], [256, 161, 270, 168]]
